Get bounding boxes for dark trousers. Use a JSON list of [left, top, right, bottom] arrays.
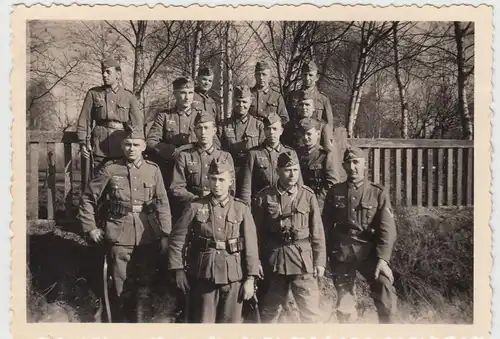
[[329, 255, 397, 323], [260, 273, 322, 323], [187, 277, 243, 323]]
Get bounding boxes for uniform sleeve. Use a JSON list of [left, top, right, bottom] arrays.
[[129, 93, 143, 130], [257, 121, 265, 145], [322, 95, 334, 127], [320, 125, 335, 153], [251, 193, 266, 259], [77, 166, 111, 233], [324, 151, 338, 187], [76, 90, 93, 145], [239, 151, 254, 204], [146, 112, 165, 150], [154, 166, 172, 236], [309, 193, 326, 267], [291, 149, 304, 186], [225, 153, 236, 195], [168, 203, 196, 270], [241, 204, 260, 277], [277, 94, 290, 124], [321, 187, 335, 244], [376, 188, 397, 263], [169, 152, 197, 203]]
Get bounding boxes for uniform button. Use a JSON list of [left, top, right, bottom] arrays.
[[216, 251, 220, 254], [134, 188, 137, 191], [204, 176, 208, 179], [218, 217, 222, 219], [217, 227, 222, 230], [352, 209, 355, 212], [134, 176, 137, 179], [205, 164, 209, 167], [352, 197, 355, 200]]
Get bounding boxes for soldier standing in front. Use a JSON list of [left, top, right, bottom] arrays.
[[249, 61, 290, 124], [76, 58, 142, 177], [219, 85, 265, 195], [78, 125, 172, 323], [322, 146, 397, 323], [253, 151, 326, 323], [168, 158, 260, 323]]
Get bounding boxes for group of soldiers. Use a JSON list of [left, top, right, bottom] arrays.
[[76, 57, 397, 324]]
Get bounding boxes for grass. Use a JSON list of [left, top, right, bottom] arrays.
[[27, 206, 473, 323]]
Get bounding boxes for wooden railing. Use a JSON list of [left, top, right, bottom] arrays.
[[27, 130, 474, 223]]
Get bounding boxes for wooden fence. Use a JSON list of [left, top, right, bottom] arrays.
[[27, 130, 474, 223]]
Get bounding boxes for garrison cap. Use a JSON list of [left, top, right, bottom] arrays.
[[123, 123, 145, 140], [194, 111, 215, 125], [255, 60, 271, 72], [299, 117, 321, 132], [343, 145, 366, 161], [197, 66, 214, 77], [297, 90, 315, 102], [301, 60, 319, 73], [173, 76, 194, 90], [101, 58, 120, 70], [234, 85, 252, 99], [277, 151, 299, 168], [262, 112, 282, 127], [208, 158, 233, 175]]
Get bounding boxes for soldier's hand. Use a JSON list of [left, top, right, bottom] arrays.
[[374, 259, 394, 284], [258, 264, 264, 279], [80, 144, 91, 160], [175, 269, 190, 294], [240, 278, 255, 301], [160, 236, 169, 254], [89, 229, 104, 243], [314, 265, 325, 278]]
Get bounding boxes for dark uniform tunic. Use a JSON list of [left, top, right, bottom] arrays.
[[253, 184, 326, 323], [193, 89, 220, 123], [76, 85, 142, 171], [297, 144, 338, 210], [168, 195, 260, 323], [287, 87, 334, 125], [249, 86, 290, 124], [322, 179, 397, 322], [239, 143, 301, 205], [78, 157, 172, 322], [170, 145, 235, 206]]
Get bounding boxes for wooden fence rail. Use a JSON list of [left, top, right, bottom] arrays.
[[27, 131, 474, 222]]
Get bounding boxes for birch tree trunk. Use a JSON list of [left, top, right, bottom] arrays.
[[219, 26, 225, 119], [192, 21, 202, 79], [225, 22, 233, 118], [392, 21, 409, 139], [132, 21, 147, 101], [454, 21, 473, 140]]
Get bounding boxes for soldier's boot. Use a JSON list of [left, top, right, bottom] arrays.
[[136, 287, 153, 323]]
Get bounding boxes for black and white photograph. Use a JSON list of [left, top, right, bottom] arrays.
[[16, 5, 491, 336]]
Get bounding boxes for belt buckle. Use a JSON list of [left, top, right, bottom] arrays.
[[215, 241, 226, 250], [132, 205, 143, 213]]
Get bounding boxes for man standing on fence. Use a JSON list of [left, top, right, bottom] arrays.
[[322, 145, 397, 323], [76, 58, 142, 178], [78, 124, 173, 323]]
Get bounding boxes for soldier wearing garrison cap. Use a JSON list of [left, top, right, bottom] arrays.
[[253, 151, 326, 323], [170, 111, 234, 217], [78, 118, 172, 323], [249, 60, 290, 124], [239, 113, 302, 205], [286, 60, 334, 126], [282, 89, 336, 153], [220, 85, 265, 193], [322, 145, 397, 324], [146, 76, 221, 190], [76, 57, 142, 176], [193, 66, 220, 125], [168, 157, 260, 323], [295, 117, 339, 211]]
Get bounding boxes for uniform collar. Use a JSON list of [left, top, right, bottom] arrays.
[[305, 144, 320, 155], [210, 194, 231, 207], [177, 106, 192, 116], [195, 88, 209, 99], [196, 144, 215, 155], [126, 157, 143, 169], [105, 83, 121, 94], [277, 183, 298, 196], [265, 142, 281, 153], [301, 85, 317, 94], [347, 178, 366, 190], [234, 114, 249, 124], [253, 85, 269, 94]]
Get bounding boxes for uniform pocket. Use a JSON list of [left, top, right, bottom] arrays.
[[256, 156, 269, 169], [144, 182, 155, 200], [226, 253, 243, 282], [360, 200, 377, 226], [295, 204, 310, 229], [116, 102, 130, 117], [298, 247, 314, 273]]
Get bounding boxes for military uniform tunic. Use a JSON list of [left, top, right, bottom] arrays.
[[322, 179, 397, 322], [249, 86, 290, 124], [76, 85, 142, 161], [287, 87, 334, 125], [170, 145, 235, 205], [168, 195, 260, 323], [282, 118, 335, 152], [253, 184, 326, 323], [78, 157, 172, 322], [239, 143, 301, 204], [193, 89, 220, 122], [297, 144, 338, 210]]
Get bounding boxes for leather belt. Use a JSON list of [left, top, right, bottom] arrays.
[[96, 120, 125, 130]]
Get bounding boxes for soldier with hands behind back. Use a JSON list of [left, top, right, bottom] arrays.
[[78, 125, 172, 323], [322, 146, 397, 323], [168, 158, 260, 323]]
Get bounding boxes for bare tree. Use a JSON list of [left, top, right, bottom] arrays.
[[392, 21, 409, 139], [192, 21, 203, 79]]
